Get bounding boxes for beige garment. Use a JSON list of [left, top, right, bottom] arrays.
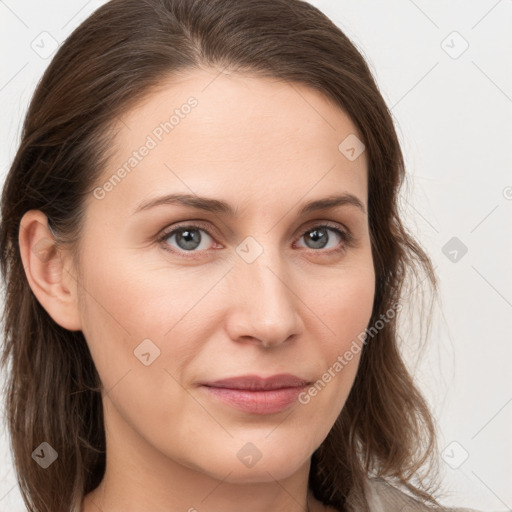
[[362, 477, 485, 512]]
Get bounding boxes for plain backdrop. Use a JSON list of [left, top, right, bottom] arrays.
[[1, 1, 511, 511]]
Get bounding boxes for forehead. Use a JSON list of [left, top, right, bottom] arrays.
[[91, 69, 368, 219]]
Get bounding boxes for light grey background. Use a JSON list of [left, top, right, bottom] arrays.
[[1, 1, 511, 511]]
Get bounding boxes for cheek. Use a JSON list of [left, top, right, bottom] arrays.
[[301, 265, 375, 408], [76, 246, 236, 432], [103, 261, 233, 337], [316, 264, 375, 350], [78, 240, 222, 344]]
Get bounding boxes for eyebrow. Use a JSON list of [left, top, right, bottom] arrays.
[[133, 192, 366, 216]]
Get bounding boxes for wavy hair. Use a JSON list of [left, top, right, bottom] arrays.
[[0, 1, 440, 511]]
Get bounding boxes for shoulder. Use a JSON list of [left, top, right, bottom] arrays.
[[363, 477, 483, 512]]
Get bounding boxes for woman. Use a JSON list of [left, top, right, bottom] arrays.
[[0, 1, 482, 511]]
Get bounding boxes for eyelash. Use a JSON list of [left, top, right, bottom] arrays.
[[156, 221, 354, 258]]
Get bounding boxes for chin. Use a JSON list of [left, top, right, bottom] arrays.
[[203, 444, 310, 484], [223, 464, 306, 485]]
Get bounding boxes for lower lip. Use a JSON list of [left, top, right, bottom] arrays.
[[201, 385, 307, 414]]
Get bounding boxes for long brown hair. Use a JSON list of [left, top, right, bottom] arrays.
[[0, 0, 441, 510]]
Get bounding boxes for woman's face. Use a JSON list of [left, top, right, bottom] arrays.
[[72, 69, 375, 483]]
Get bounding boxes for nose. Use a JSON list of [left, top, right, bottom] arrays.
[[224, 246, 304, 349]]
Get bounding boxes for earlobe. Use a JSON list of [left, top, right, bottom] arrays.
[[18, 210, 83, 331]]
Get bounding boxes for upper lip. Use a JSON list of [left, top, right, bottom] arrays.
[[201, 374, 310, 390]]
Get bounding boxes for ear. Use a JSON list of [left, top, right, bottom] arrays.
[[18, 210, 82, 331]]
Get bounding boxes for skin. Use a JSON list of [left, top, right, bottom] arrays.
[[19, 68, 375, 512]]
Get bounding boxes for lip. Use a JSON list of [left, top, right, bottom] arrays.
[[200, 374, 310, 415], [202, 374, 310, 390]]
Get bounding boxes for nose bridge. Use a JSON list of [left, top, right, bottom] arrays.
[[228, 234, 301, 345]]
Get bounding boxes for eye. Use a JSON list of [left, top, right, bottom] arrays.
[[157, 223, 217, 255], [295, 224, 350, 253], [156, 221, 352, 257]]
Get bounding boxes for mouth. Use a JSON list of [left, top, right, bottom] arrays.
[[199, 374, 311, 414]]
